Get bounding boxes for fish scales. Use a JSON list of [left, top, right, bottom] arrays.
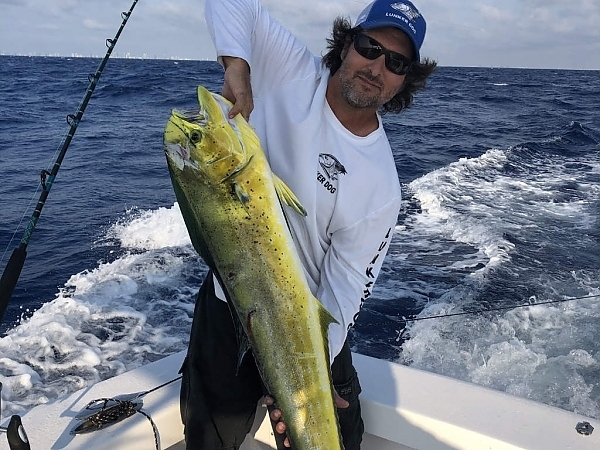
[[163, 86, 344, 450]]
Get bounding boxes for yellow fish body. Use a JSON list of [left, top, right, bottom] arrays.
[[163, 86, 343, 450]]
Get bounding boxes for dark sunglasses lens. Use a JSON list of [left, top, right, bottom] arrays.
[[353, 34, 411, 75], [387, 53, 411, 75], [354, 34, 382, 60]]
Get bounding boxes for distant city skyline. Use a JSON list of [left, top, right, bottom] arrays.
[[1, 0, 599, 70]]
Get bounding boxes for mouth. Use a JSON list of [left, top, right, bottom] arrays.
[[355, 72, 382, 90], [164, 109, 204, 171], [164, 142, 190, 171]]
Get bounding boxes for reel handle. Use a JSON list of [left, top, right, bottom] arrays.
[[7, 416, 30, 450]]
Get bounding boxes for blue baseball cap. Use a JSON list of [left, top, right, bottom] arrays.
[[355, 0, 426, 61]]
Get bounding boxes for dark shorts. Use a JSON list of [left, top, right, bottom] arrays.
[[180, 273, 364, 450]]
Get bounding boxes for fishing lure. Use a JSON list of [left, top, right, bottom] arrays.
[[70, 393, 144, 435], [68, 376, 180, 449]]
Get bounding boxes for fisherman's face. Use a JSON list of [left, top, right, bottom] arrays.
[[337, 27, 414, 109]]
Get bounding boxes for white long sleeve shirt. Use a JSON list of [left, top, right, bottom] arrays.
[[205, 0, 402, 361]]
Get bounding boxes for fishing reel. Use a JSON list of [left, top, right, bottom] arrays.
[[0, 382, 31, 450]]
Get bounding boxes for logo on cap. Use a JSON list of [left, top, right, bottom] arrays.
[[391, 2, 421, 21]]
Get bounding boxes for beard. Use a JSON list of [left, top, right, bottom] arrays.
[[337, 65, 392, 109]]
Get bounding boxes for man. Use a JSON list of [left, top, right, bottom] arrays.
[[180, 0, 437, 448]]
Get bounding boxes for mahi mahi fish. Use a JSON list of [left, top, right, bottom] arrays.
[[163, 86, 344, 450]]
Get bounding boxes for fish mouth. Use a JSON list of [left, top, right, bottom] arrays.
[[164, 108, 206, 171], [164, 90, 245, 173], [164, 142, 191, 171]]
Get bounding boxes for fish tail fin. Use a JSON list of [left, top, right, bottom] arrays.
[[273, 175, 307, 217]]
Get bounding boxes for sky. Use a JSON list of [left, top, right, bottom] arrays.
[[0, 0, 599, 70]]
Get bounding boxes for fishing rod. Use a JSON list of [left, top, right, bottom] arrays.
[[0, 0, 139, 326]]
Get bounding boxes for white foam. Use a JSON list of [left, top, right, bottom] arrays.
[[0, 203, 201, 417], [107, 203, 191, 250], [400, 294, 600, 418], [393, 146, 600, 419]]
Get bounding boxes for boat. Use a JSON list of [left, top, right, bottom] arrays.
[[1, 350, 597, 450]]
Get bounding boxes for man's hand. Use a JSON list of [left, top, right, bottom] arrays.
[[264, 391, 349, 448], [221, 56, 253, 121]]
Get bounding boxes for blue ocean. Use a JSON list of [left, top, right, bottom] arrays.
[[1, 55, 599, 422]]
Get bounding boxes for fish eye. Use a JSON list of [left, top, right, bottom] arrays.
[[190, 130, 202, 143]]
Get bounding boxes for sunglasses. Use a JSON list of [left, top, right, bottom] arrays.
[[352, 33, 413, 76]]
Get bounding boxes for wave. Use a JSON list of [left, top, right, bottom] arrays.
[[0, 204, 202, 417]]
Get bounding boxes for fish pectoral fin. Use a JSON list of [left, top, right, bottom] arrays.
[[273, 175, 307, 217], [221, 154, 253, 183], [233, 182, 251, 205]]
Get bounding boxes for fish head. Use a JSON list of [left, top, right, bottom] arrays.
[[163, 86, 250, 183]]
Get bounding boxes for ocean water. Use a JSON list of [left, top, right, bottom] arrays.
[[1, 55, 599, 422]]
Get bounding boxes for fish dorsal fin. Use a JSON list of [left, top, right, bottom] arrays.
[[273, 175, 307, 217], [197, 86, 227, 121]]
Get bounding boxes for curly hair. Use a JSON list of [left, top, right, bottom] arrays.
[[322, 17, 437, 114]]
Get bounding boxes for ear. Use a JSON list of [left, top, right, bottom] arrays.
[[341, 46, 349, 60], [341, 34, 353, 60]]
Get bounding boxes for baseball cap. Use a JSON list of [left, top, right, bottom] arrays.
[[355, 0, 426, 61]]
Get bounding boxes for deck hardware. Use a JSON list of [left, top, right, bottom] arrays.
[[576, 421, 594, 436]]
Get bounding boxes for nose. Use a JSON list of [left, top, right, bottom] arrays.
[[365, 53, 387, 75]]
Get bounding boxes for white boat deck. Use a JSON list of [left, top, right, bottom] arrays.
[[1, 351, 598, 450]]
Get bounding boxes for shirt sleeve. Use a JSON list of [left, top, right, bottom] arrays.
[[317, 200, 400, 363], [204, 0, 320, 97]]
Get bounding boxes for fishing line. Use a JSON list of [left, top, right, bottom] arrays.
[[1, 124, 68, 265], [361, 293, 600, 329], [0, 0, 140, 325]]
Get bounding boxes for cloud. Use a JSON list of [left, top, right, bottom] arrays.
[[0, 0, 598, 68], [147, 0, 203, 19], [83, 19, 108, 31], [416, 0, 600, 68], [260, 0, 363, 56]]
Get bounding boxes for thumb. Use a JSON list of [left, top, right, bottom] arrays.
[[334, 390, 350, 409]]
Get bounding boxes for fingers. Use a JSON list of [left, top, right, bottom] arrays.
[[267, 403, 287, 436], [264, 395, 275, 406], [221, 56, 253, 121], [264, 390, 349, 448], [226, 90, 253, 121], [265, 396, 291, 448], [334, 389, 350, 409]]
